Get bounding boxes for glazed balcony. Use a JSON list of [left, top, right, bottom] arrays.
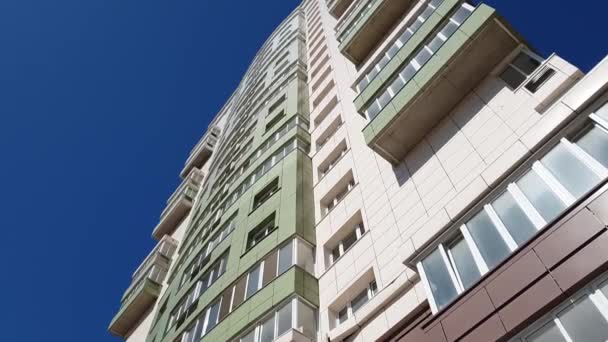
[[152, 168, 204, 240], [108, 245, 174, 338], [362, 4, 521, 163], [180, 126, 220, 178], [328, 0, 355, 19], [337, 0, 415, 65]]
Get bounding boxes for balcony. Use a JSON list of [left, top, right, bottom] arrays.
[[180, 126, 220, 178], [362, 4, 521, 163], [152, 168, 204, 240], [109, 236, 177, 337], [337, 0, 416, 65], [328, 0, 355, 19]]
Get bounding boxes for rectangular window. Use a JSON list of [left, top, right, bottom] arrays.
[[277, 241, 293, 275], [330, 223, 365, 265], [420, 110, 608, 313], [513, 275, 608, 342], [253, 178, 279, 210], [265, 110, 285, 133], [499, 51, 542, 89], [335, 280, 377, 326], [268, 94, 286, 115], [247, 213, 276, 249], [245, 263, 262, 299]]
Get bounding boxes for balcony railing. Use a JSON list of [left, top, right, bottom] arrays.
[[109, 263, 170, 337], [180, 126, 220, 178], [337, 0, 416, 65], [131, 235, 178, 284], [153, 168, 204, 239]]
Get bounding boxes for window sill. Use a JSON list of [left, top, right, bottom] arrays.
[[318, 182, 359, 224], [314, 148, 350, 187], [249, 187, 282, 216], [321, 229, 369, 278]]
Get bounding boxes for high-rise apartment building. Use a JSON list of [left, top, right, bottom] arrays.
[[109, 0, 608, 341]]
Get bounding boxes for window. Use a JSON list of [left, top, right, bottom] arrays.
[[362, 3, 474, 120], [236, 299, 316, 342], [512, 275, 608, 342], [499, 51, 543, 89], [246, 263, 263, 299], [253, 179, 279, 210], [268, 94, 286, 115], [335, 280, 377, 326], [247, 214, 276, 249], [265, 110, 285, 133], [329, 223, 365, 265], [278, 241, 293, 275], [322, 176, 355, 216], [171, 253, 229, 329], [525, 67, 555, 93], [318, 141, 348, 179], [176, 298, 222, 342], [419, 104, 608, 313]]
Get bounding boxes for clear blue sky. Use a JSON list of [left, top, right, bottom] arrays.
[[0, 0, 604, 341]]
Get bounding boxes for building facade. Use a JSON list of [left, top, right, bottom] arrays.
[[109, 0, 608, 341]]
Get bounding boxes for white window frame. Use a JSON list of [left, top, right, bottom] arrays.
[[419, 110, 608, 314]]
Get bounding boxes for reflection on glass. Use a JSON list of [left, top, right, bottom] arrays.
[[559, 296, 608, 341], [517, 170, 566, 222], [422, 249, 458, 309], [541, 143, 598, 198], [448, 237, 481, 289], [576, 125, 608, 168], [492, 192, 537, 245], [466, 210, 510, 269]]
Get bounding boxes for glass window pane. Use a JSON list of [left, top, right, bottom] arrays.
[[351, 289, 369, 313], [575, 125, 608, 168], [204, 301, 220, 333], [422, 249, 459, 310], [410, 18, 423, 31], [492, 192, 537, 245], [338, 307, 348, 323], [465, 210, 511, 269], [398, 29, 413, 45], [278, 241, 293, 275], [342, 231, 357, 251], [414, 47, 432, 67], [448, 238, 481, 289], [517, 170, 566, 222], [388, 75, 405, 95], [260, 316, 275, 342], [541, 143, 599, 198], [377, 90, 392, 108], [500, 66, 526, 88], [526, 321, 566, 342], [297, 300, 316, 338], [440, 20, 458, 38], [240, 330, 256, 342], [366, 101, 381, 120], [428, 36, 445, 53], [420, 6, 434, 20], [357, 77, 369, 93], [246, 265, 261, 299], [512, 52, 541, 75], [399, 63, 417, 83], [559, 296, 608, 341], [452, 5, 473, 24], [277, 302, 293, 336]]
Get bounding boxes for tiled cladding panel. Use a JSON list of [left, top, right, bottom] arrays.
[[381, 182, 608, 342]]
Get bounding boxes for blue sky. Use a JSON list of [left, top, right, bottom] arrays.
[[0, 0, 604, 341]]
